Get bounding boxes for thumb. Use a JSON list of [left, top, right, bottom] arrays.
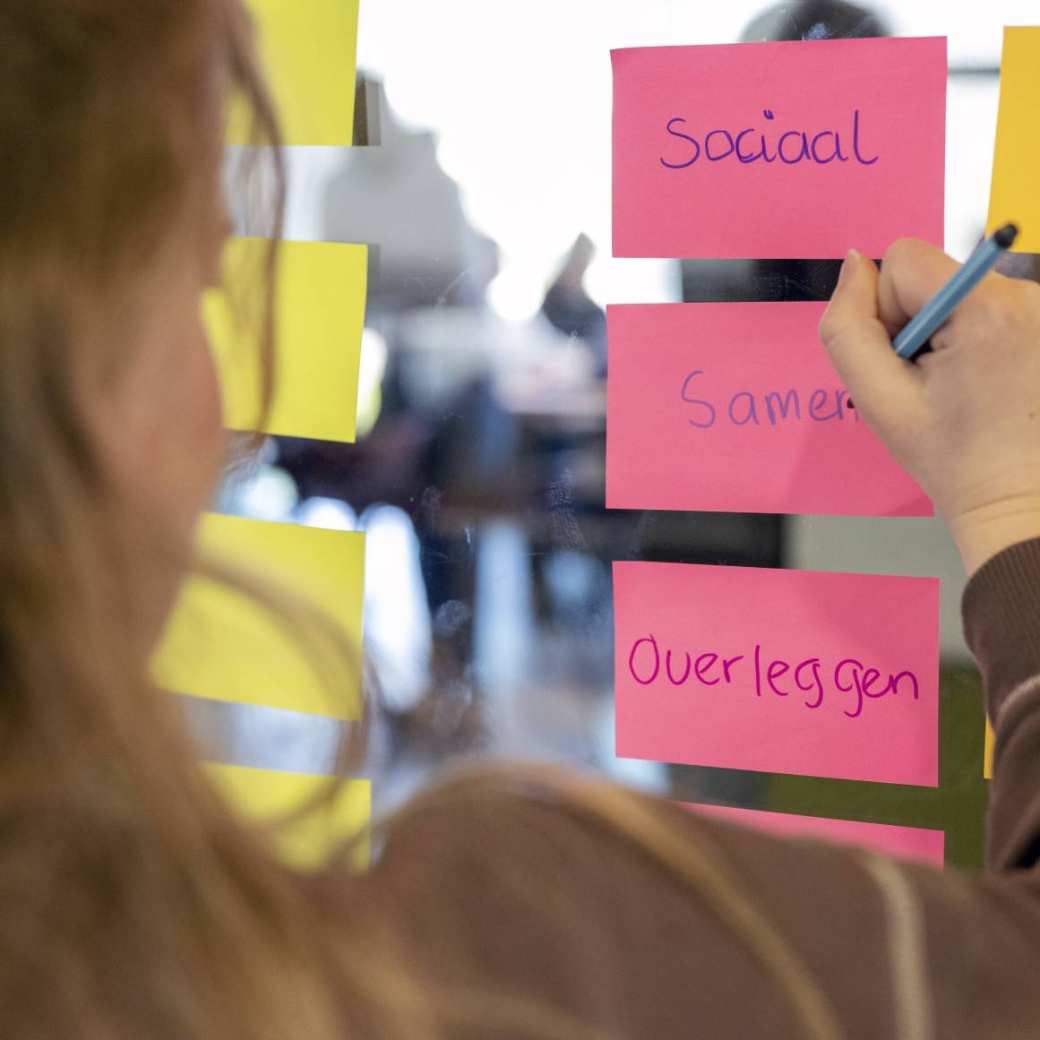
[[819, 249, 923, 433]]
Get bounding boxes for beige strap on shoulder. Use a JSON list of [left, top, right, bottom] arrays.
[[860, 854, 935, 1040]]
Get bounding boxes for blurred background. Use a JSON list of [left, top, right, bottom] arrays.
[[201, 0, 1040, 867]]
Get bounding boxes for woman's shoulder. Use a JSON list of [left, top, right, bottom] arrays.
[[316, 764, 899, 1037], [307, 761, 1040, 1038]]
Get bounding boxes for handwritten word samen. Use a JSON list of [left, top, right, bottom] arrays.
[[606, 302, 932, 515], [680, 370, 859, 429], [627, 634, 920, 720]]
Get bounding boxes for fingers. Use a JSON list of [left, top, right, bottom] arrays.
[[819, 249, 925, 434], [876, 238, 960, 339], [879, 238, 1024, 354]]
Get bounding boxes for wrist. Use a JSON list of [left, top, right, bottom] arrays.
[[949, 496, 1040, 577]]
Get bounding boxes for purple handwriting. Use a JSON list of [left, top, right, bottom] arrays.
[[627, 634, 919, 719], [660, 109, 879, 170], [680, 370, 859, 429]]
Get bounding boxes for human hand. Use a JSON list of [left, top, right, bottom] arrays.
[[819, 239, 1040, 575]]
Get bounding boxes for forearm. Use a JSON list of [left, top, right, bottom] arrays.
[[950, 497, 1040, 578]]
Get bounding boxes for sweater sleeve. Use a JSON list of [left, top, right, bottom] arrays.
[[961, 537, 1040, 871]]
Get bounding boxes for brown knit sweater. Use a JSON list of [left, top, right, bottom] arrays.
[[338, 538, 1040, 1039]]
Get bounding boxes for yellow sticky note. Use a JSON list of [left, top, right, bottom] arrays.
[[205, 238, 367, 445], [984, 718, 994, 779], [987, 27, 1040, 251], [208, 763, 370, 870], [230, 0, 359, 146], [153, 513, 365, 719]]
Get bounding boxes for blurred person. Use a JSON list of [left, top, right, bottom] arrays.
[[3, 5, 1040, 1040], [540, 233, 607, 377], [324, 73, 500, 316], [741, 0, 890, 298], [281, 81, 514, 756], [742, 0, 888, 46], [681, 0, 891, 306]]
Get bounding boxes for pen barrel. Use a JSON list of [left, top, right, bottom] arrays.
[[892, 239, 1003, 358]]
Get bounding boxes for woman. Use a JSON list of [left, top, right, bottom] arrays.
[[2, 2, 1039, 1038]]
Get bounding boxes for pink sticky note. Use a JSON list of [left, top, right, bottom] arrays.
[[606, 301, 932, 516], [687, 804, 945, 867], [614, 561, 939, 786], [612, 37, 946, 259]]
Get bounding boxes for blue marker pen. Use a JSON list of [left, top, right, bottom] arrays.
[[892, 223, 1019, 360]]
